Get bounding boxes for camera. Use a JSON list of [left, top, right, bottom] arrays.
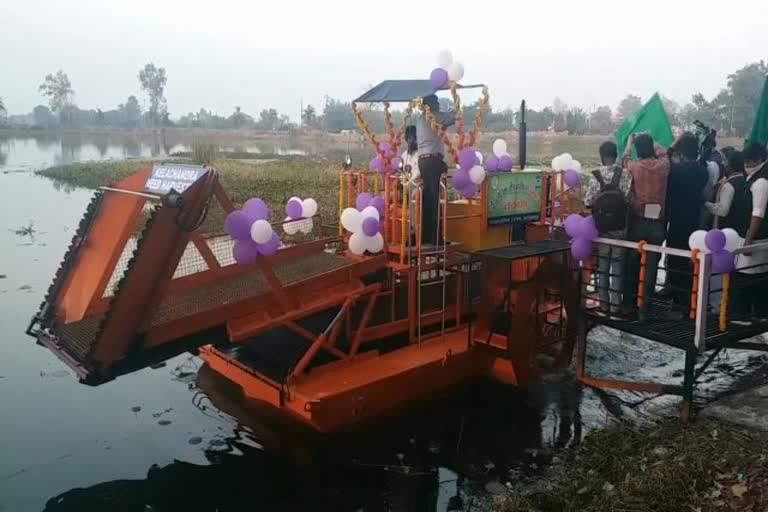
[[693, 120, 717, 163]]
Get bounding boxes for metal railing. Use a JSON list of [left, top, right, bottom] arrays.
[[582, 236, 768, 352]]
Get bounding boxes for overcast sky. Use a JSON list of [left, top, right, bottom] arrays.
[[2, 0, 767, 120]]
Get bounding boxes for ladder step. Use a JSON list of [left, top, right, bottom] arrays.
[[419, 280, 447, 288]]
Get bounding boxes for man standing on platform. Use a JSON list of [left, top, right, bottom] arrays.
[[416, 94, 455, 245]]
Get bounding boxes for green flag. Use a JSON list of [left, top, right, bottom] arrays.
[[748, 77, 768, 146], [616, 93, 674, 157]]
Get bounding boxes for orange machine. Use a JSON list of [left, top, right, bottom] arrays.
[[28, 159, 579, 432]]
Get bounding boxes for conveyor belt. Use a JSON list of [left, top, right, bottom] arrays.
[[52, 252, 353, 364]]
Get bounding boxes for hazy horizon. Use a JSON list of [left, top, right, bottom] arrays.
[[2, 0, 767, 121]]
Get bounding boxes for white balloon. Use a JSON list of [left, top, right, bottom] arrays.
[[250, 219, 273, 244], [341, 207, 361, 233], [468, 165, 486, 185], [298, 218, 314, 234], [301, 198, 318, 218], [475, 151, 483, 165], [688, 230, 708, 251], [553, 153, 574, 171], [551, 155, 562, 170], [366, 233, 384, 254], [348, 232, 368, 255], [722, 228, 743, 252], [361, 205, 380, 220], [571, 160, 582, 173], [283, 217, 300, 235], [447, 62, 464, 82], [437, 49, 453, 69], [493, 139, 507, 158]]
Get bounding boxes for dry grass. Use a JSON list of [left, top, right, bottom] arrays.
[[496, 417, 768, 512]]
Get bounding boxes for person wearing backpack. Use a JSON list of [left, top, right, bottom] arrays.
[[584, 141, 632, 316]]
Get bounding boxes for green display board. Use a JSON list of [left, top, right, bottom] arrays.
[[486, 171, 543, 226]]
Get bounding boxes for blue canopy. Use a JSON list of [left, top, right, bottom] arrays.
[[354, 80, 484, 103]]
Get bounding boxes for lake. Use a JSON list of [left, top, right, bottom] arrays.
[[0, 133, 764, 511]]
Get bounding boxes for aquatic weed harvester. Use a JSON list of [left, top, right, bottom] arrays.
[[28, 53, 768, 430]]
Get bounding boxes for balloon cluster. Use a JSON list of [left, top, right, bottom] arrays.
[[340, 205, 385, 255], [370, 142, 401, 174], [225, 198, 282, 265], [689, 228, 741, 273], [484, 139, 514, 172], [564, 213, 599, 261], [283, 196, 318, 236], [429, 49, 465, 89], [451, 147, 485, 198], [551, 153, 583, 188], [355, 192, 386, 217]]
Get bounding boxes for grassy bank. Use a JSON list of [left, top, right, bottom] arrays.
[[495, 416, 767, 512]]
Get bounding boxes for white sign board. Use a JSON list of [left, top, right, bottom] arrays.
[[144, 164, 207, 194]]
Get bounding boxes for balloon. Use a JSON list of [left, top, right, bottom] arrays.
[[341, 207, 362, 232], [712, 250, 736, 273], [705, 229, 726, 252], [301, 198, 318, 218], [493, 139, 507, 158], [722, 228, 742, 252], [258, 232, 281, 257], [564, 169, 581, 188], [225, 211, 254, 240], [461, 183, 479, 198], [233, 239, 261, 265], [360, 205, 380, 221], [250, 219, 273, 244], [485, 155, 500, 172], [688, 230, 707, 251], [378, 142, 391, 154], [498, 155, 514, 171], [571, 160, 583, 173], [391, 156, 402, 170], [475, 151, 483, 165], [564, 214, 584, 238], [468, 165, 486, 185], [348, 232, 368, 255], [447, 62, 465, 82], [370, 157, 385, 173], [366, 232, 385, 253], [285, 198, 303, 219], [571, 237, 593, 261], [437, 49, 453, 69], [459, 147, 477, 170], [242, 198, 269, 221], [362, 216, 380, 237], [283, 217, 300, 235], [551, 155, 562, 170], [579, 215, 599, 240], [452, 169, 470, 190], [370, 196, 386, 217], [356, 192, 373, 211], [430, 68, 448, 89], [552, 154, 573, 171]]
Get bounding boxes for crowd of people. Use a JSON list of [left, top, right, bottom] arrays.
[[584, 133, 768, 323]]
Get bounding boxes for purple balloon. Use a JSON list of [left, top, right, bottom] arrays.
[[571, 237, 593, 261], [285, 199, 303, 219], [705, 229, 726, 252], [712, 250, 735, 273], [564, 214, 584, 238], [384, 149, 394, 159], [564, 169, 581, 188], [378, 142, 391, 154], [498, 155, 514, 172], [242, 198, 269, 220], [461, 183, 479, 198], [430, 68, 448, 89], [362, 216, 380, 237], [452, 169, 470, 190], [258, 232, 281, 257], [578, 215, 600, 240], [485, 155, 500, 172], [370, 196, 386, 217], [459, 147, 477, 170], [369, 157, 385, 173], [225, 211, 255, 241], [232, 238, 261, 265], [356, 192, 373, 211], [391, 156, 403, 170]]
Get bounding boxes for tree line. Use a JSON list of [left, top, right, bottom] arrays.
[[1, 60, 764, 138]]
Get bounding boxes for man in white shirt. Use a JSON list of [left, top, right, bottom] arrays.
[[734, 142, 768, 321], [705, 151, 745, 229]]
